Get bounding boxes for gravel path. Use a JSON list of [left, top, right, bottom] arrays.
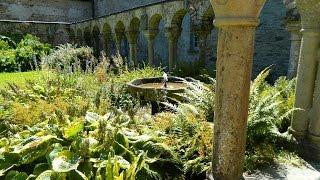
[[244, 161, 320, 180]]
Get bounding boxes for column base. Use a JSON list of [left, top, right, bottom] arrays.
[[288, 127, 320, 160], [288, 127, 307, 140], [306, 134, 320, 161]]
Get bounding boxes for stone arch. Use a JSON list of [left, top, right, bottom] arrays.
[[115, 21, 126, 37], [53, 28, 69, 46], [115, 21, 127, 56], [92, 24, 100, 57], [171, 9, 188, 28], [201, 7, 215, 29], [149, 14, 163, 30], [84, 26, 92, 47], [69, 29, 76, 44], [129, 17, 140, 32], [103, 22, 112, 56]]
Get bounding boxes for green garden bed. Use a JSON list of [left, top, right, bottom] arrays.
[[0, 71, 46, 88]]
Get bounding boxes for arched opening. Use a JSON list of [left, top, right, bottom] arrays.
[[76, 29, 83, 45], [92, 24, 100, 57], [147, 14, 163, 67], [129, 17, 140, 32], [103, 23, 112, 56], [115, 21, 127, 57], [149, 14, 162, 30], [128, 17, 142, 66], [167, 9, 187, 71], [84, 26, 92, 47], [69, 29, 76, 44], [198, 7, 216, 70], [171, 9, 188, 28]]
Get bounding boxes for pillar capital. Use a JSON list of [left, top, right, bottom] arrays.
[[115, 33, 125, 42], [195, 29, 212, 39], [296, 0, 320, 30], [165, 27, 181, 42], [286, 21, 301, 34], [125, 31, 139, 44], [210, 0, 266, 27], [143, 29, 159, 41]]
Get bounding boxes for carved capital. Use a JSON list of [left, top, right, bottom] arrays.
[[296, 0, 320, 30], [286, 21, 301, 34], [195, 29, 211, 40], [210, 0, 266, 27], [165, 27, 181, 42], [125, 31, 139, 44], [143, 29, 159, 41]]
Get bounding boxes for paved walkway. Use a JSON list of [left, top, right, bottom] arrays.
[[244, 161, 320, 180]]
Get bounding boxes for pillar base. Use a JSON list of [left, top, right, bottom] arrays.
[[288, 127, 307, 140], [307, 134, 320, 161], [296, 139, 320, 161]]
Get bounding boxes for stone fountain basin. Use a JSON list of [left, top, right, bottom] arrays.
[[127, 76, 188, 102]]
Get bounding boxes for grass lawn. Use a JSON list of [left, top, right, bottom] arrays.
[[0, 71, 46, 88]]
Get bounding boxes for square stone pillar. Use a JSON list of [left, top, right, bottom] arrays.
[[165, 27, 181, 72], [286, 22, 302, 79], [115, 33, 124, 57], [126, 31, 139, 67], [209, 0, 266, 179], [290, 0, 320, 141], [143, 29, 159, 66]]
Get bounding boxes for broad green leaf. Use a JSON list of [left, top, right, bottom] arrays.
[[13, 135, 58, 164], [46, 143, 64, 165], [0, 152, 20, 176], [63, 120, 84, 139], [4, 170, 28, 180], [52, 150, 80, 173], [33, 163, 49, 176], [67, 170, 88, 180], [36, 170, 66, 180]]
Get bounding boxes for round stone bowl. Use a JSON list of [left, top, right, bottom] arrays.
[[127, 76, 189, 114], [127, 76, 188, 102]]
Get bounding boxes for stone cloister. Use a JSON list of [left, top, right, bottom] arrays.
[[70, 0, 215, 71], [1, 0, 320, 179], [72, 0, 320, 178]]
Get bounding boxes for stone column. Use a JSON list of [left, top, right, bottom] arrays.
[[290, 0, 320, 141], [98, 34, 105, 55], [286, 22, 302, 79], [74, 36, 80, 46], [144, 29, 159, 66], [209, 0, 266, 179], [165, 27, 181, 72], [196, 29, 211, 68], [115, 34, 123, 56], [126, 31, 139, 67], [299, 1, 320, 161], [103, 34, 111, 57]]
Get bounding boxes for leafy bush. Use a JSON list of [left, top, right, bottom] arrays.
[[245, 68, 296, 171], [0, 40, 10, 50], [0, 57, 298, 179], [42, 44, 95, 73], [0, 34, 51, 72]]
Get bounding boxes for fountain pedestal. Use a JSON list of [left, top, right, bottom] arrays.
[[127, 76, 188, 115]]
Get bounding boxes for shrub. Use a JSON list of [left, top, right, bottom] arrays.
[[42, 44, 95, 72], [0, 49, 17, 72], [0, 34, 51, 72], [0, 40, 10, 50]]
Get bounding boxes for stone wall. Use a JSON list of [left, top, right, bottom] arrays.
[[254, 0, 290, 80], [0, 0, 92, 22], [0, 0, 291, 80], [94, 0, 162, 17], [0, 21, 70, 45]]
